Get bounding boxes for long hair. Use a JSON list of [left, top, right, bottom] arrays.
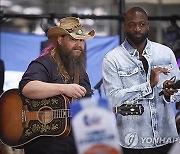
[[51, 44, 71, 82], [40, 44, 55, 57]]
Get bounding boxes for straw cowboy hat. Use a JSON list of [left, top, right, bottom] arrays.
[[47, 17, 95, 43]]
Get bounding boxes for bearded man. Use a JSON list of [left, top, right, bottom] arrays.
[[19, 17, 95, 154], [102, 7, 180, 154]]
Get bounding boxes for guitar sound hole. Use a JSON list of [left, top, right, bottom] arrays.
[[38, 106, 53, 124]]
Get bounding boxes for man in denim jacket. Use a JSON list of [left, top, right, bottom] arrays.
[[102, 7, 180, 154]]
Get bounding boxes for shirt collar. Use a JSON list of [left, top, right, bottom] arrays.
[[122, 38, 151, 57]]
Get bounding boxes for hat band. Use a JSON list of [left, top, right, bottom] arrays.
[[66, 28, 84, 36]]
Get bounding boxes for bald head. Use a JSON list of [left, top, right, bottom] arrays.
[[125, 7, 148, 22]]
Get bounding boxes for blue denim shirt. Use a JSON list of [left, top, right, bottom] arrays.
[[102, 39, 180, 149]]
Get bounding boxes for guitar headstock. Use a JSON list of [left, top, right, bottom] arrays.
[[114, 104, 144, 116]]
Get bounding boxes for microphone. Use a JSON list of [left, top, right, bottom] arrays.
[[159, 80, 180, 96], [93, 78, 103, 90], [92, 78, 103, 97]]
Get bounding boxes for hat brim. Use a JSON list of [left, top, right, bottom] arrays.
[[47, 26, 95, 43]]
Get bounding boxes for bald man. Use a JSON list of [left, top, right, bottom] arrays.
[[103, 7, 180, 154]]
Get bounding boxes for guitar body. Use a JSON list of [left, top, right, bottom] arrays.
[[0, 89, 71, 148]]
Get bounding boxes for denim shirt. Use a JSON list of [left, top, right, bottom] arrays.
[[102, 39, 180, 149]]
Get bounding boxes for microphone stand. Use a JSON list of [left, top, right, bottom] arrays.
[[92, 78, 103, 98]]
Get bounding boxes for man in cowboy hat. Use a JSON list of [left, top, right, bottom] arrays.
[[19, 17, 95, 154]]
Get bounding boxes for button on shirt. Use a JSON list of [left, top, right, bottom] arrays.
[[102, 39, 180, 149]]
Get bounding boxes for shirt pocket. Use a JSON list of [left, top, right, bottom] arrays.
[[117, 67, 140, 88]]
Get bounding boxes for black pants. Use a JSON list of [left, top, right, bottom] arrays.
[[122, 143, 172, 154], [24, 134, 77, 154]]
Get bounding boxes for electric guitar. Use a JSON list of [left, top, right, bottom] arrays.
[[0, 89, 144, 148]]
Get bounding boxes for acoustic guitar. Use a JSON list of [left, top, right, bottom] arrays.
[[0, 88, 71, 149], [0, 89, 144, 148]]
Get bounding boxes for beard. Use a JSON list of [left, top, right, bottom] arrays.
[[126, 31, 148, 46], [57, 44, 86, 77]]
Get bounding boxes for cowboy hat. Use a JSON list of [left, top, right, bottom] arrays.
[[47, 17, 95, 43]]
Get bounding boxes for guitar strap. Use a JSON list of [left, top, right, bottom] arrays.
[[72, 73, 79, 102]]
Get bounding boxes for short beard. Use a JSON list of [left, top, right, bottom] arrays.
[[57, 44, 86, 77], [126, 31, 148, 46]]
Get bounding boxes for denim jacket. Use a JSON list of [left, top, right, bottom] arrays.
[[102, 39, 180, 149]]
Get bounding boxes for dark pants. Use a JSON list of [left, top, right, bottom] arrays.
[[122, 143, 172, 154], [24, 134, 77, 154]]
